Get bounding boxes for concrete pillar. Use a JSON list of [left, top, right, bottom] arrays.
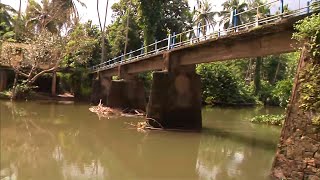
[[146, 64, 202, 130], [90, 72, 112, 104], [90, 70, 146, 110], [51, 71, 57, 96], [107, 78, 146, 110], [0, 70, 8, 92]]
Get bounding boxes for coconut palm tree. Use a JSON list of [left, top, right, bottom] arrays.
[[96, 0, 109, 63], [0, 3, 17, 29], [248, 0, 270, 20], [193, 0, 219, 36], [220, 0, 248, 29], [25, 0, 59, 33], [25, 0, 86, 34], [51, 0, 86, 29]]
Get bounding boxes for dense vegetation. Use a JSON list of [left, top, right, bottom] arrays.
[[293, 14, 320, 125], [0, 0, 315, 106]]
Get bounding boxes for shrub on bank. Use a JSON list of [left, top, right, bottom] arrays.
[[250, 114, 285, 126], [196, 63, 256, 105]]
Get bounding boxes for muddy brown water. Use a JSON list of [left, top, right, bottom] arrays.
[[0, 100, 283, 180]]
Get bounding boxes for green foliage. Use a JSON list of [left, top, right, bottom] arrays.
[[108, 0, 142, 56], [250, 114, 285, 126], [14, 80, 37, 100], [299, 63, 320, 125], [64, 21, 101, 67], [272, 79, 293, 107], [59, 69, 92, 99], [138, 72, 153, 92], [293, 14, 320, 60], [197, 63, 255, 105], [294, 14, 320, 126], [138, 0, 191, 46]]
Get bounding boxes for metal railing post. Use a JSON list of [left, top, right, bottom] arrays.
[[218, 29, 221, 37], [129, 50, 132, 59], [141, 44, 144, 54], [155, 39, 158, 53], [307, 1, 310, 13], [233, 9, 238, 32], [280, 0, 284, 13], [255, 7, 259, 27], [171, 32, 176, 49], [167, 34, 171, 50]]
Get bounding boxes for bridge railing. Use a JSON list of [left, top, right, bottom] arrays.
[[91, 0, 320, 73]]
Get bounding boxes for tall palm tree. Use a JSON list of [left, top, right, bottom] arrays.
[[25, 0, 86, 34], [0, 3, 17, 29], [193, 0, 219, 36], [96, 0, 109, 63], [26, 0, 59, 33], [220, 0, 248, 29], [51, 0, 86, 29], [248, 0, 270, 21]]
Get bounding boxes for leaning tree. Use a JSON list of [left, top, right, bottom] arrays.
[[0, 30, 65, 98]]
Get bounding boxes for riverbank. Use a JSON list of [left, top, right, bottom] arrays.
[[0, 91, 74, 102]]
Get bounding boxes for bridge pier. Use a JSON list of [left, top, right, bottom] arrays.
[[107, 77, 146, 110], [0, 70, 8, 92], [147, 60, 202, 130], [91, 70, 146, 110]]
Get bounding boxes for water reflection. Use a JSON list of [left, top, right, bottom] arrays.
[[0, 101, 282, 180]]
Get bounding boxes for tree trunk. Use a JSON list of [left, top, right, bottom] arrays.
[[124, 8, 130, 58], [96, 0, 109, 63], [51, 71, 57, 96], [14, 0, 22, 39], [254, 56, 262, 95], [273, 60, 281, 84], [0, 70, 7, 92], [11, 73, 18, 100]]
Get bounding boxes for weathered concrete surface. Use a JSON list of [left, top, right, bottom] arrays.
[[147, 65, 202, 130], [107, 79, 146, 110], [0, 70, 8, 92], [271, 48, 320, 180], [90, 73, 111, 104]]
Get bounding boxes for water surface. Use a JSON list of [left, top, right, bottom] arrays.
[[0, 100, 283, 180]]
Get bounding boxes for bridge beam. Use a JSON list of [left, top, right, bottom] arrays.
[[147, 53, 202, 130], [0, 69, 8, 92]]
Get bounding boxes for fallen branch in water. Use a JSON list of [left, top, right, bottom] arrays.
[[125, 118, 164, 133], [89, 100, 146, 119]]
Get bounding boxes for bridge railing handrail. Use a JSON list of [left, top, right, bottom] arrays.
[[90, 0, 319, 72]]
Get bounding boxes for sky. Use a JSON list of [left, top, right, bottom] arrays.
[[1, 0, 309, 27], [1, 0, 198, 26]]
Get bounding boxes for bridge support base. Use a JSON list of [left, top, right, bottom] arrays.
[[91, 74, 111, 105], [0, 70, 8, 92], [91, 74, 146, 110], [107, 79, 146, 110], [147, 68, 202, 131]]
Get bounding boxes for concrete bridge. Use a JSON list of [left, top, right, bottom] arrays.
[[91, 12, 307, 130]]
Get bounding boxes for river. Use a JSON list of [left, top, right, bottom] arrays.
[[0, 100, 284, 180]]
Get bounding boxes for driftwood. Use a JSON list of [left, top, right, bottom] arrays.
[[89, 100, 145, 119], [89, 100, 164, 132]]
